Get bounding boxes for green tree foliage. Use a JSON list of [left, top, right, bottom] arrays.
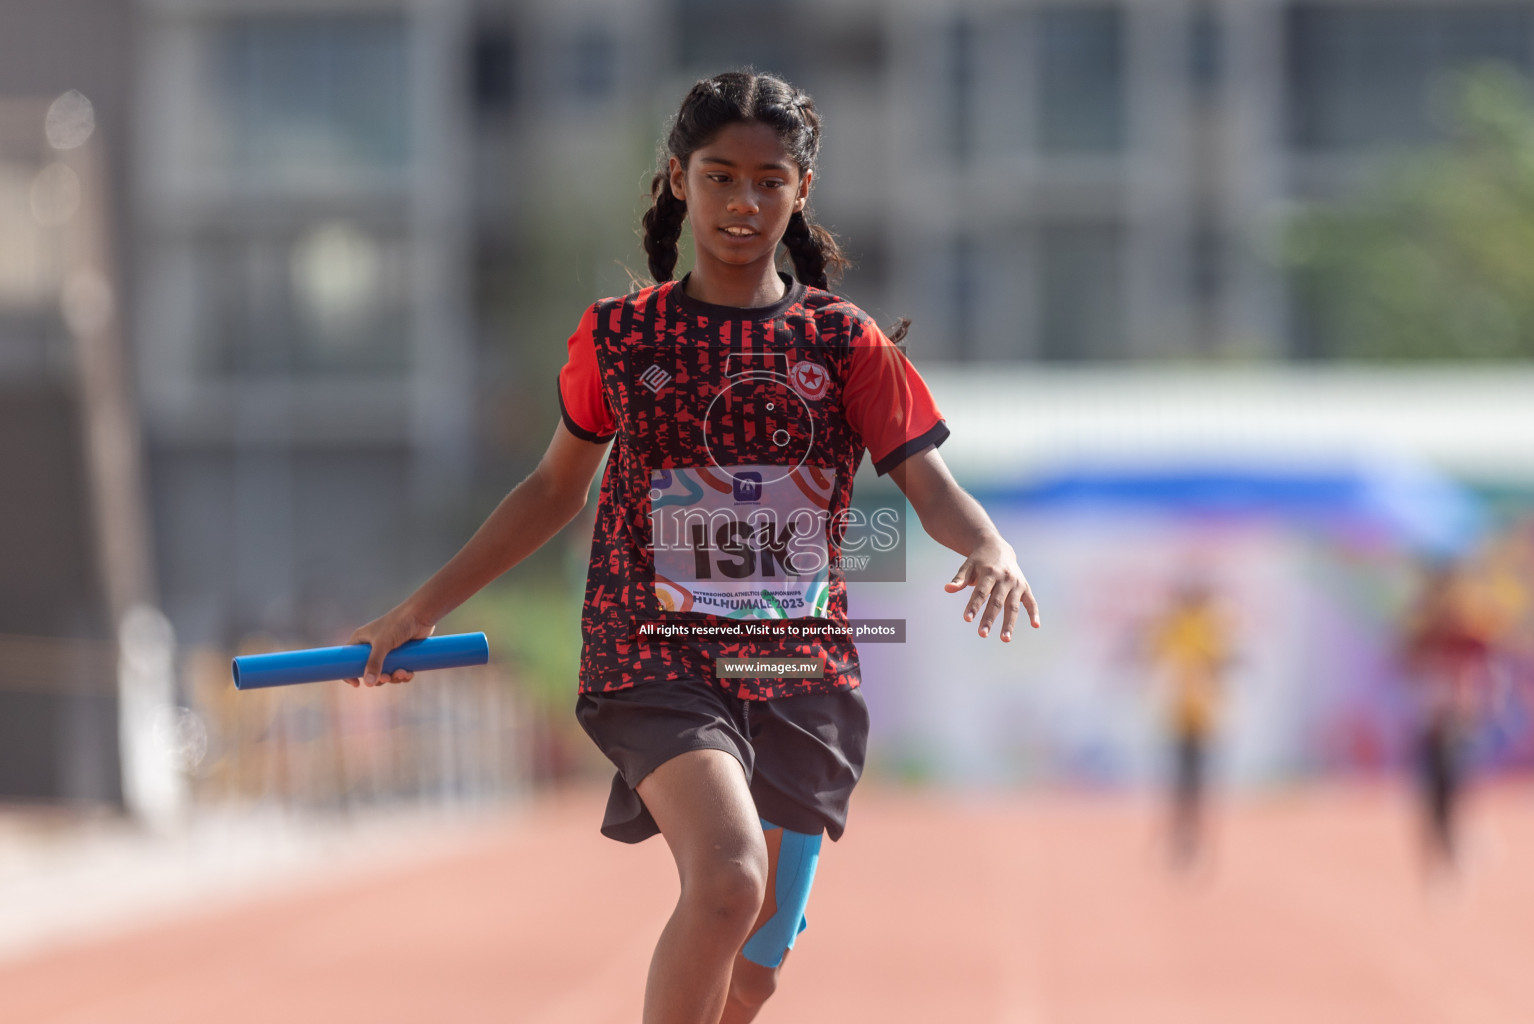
[[1288, 66, 1534, 359], [444, 573, 582, 712]]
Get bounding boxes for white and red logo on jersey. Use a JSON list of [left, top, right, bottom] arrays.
[[789, 360, 830, 400], [639, 364, 672, 393]]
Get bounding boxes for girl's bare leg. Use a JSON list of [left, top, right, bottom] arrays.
[[720, 952, 786, 1024], [719, 826, 788, 1024], [637, 749, 768, 1024]]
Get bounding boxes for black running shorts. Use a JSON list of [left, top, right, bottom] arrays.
[[576, 678, 869, 844]]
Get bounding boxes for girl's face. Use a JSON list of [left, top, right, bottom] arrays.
[[669, 120, 811, 282]]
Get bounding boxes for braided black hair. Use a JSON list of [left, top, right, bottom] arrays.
[[642, 70, 851, 289], [641, 171, 688, 283]]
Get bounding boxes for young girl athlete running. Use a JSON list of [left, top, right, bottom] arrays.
[[345, 70, 1039, 1024]]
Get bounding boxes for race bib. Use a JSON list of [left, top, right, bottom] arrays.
[[649, 464, 834, 619]]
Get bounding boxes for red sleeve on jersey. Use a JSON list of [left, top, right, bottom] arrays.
[[842, 320, 950, 475], [557, 304, 616, 443]]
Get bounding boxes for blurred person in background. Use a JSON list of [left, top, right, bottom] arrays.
[[340, 70, 1039, 1024], [1145, 577, 1233, 871], [1401, 560, 1499, 876]]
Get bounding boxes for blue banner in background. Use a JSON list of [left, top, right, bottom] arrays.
[[980, 459, 1484, 558]]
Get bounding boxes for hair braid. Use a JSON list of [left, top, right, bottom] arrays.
[[781, 211, 850, 291], [641, 171, 688, 282]]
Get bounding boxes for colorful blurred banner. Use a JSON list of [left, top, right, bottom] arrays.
[[853, 368, 1532, 790]]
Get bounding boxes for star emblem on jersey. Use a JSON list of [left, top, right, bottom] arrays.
[[789, 361, 829, 400], [639, 364, 672, 393]]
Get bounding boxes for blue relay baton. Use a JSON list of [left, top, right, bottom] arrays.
[[232, 633, 490, 690]]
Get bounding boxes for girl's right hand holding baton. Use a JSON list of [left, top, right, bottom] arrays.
[[343, 423, 610, 688]]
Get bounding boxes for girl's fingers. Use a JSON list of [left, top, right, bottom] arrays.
[[950, 558, 1040, 638], [1000, 592, 1021, 642], [999, 578, 1040, 640], [362, 642, 387, 687], [966, 574, 996, 624], [344, 619, 433, 689], [1021, 582, 1041, 629], [979, 586, 1007, 637]]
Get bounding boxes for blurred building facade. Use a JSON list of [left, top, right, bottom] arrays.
[[6, 0, 1534, 801], [134, 0, 476, 649], [0, 95, 123, 802], [1, 0, 143, 802], [131, 0, 1534, 644]]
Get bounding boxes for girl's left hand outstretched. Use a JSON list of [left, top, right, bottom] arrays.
[[892, 448, 1041, 643], [946, 537, 1040, 641]]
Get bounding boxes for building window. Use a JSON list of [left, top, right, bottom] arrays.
[[570, 27, 616, 100], [677, 0, 793, 78], [817, 22, 885, 79], [1037, 7, 1127, 154], [1190, 221, 1224, 304], [1039, 225, 1125, 359], [194, 15, 411, 180], [1287, 5, 1534, 151], [947, 15, 977, 163], [1188, 3, 1223, 96], [472, 25, 518, 115], [949, 233, 978, 359], [186, 222, 411, 375]]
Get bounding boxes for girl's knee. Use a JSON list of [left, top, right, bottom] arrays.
[[683, 854, 768, 927]]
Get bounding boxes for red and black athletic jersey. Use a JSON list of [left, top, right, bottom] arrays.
[[558, 273, 948, 699]]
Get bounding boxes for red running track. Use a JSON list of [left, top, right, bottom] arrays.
[[4, 782, 1534, 1023]]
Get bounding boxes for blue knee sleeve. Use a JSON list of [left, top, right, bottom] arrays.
[[742, 819, 822, 968]]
